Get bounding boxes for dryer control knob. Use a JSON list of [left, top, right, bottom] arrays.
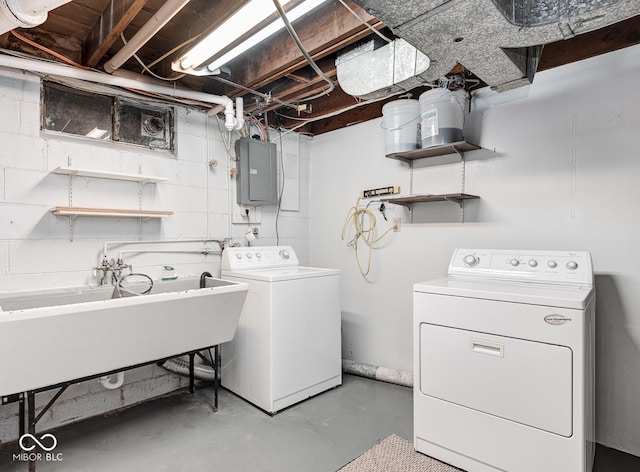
[[566, 261, 578, 270], [548, 260, 558, 268], [235, 253, 242, 260], [463, 255, 478, 267], [528, 259, 538, 267], [256, 253, 262, 259], [510, 259, 520, 267], [279, 249, 290, 259], [246, 253, 253, 259]]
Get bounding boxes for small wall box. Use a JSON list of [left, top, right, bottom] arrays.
[[236, 137, 278, 205]]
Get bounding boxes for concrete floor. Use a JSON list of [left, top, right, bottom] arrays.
[[0, 375, 638, 472]]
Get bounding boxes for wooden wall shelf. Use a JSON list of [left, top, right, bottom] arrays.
[[51, 207, 173, 218], [381, 193, 479, 209], [386, 141, 481, 163], [52, 167, 168, 184]]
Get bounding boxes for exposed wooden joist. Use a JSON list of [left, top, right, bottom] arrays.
[[537, 14, 640, 71], [245, 57, 337, 113], [84, 0, 149, 67], [230, 0, 384, 90], [285, 71, 312, 84]]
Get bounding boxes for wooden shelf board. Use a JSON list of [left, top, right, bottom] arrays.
[[51, 207, 173, 218], [386, 141, 481, 162], [382, 193, 480, 207], [52, 167, 168, 183]]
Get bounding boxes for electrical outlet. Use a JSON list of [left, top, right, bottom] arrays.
[[393, 217, 401, 232], [252, 228, 258, 236], [232, 204, 261, 224]]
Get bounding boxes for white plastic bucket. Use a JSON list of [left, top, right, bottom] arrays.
[[419, 88, 465, 148], [381, 99, 420, 155]]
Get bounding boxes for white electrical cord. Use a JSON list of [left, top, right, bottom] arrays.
[[336, 0, 392, 44], [271, 0, 335, 101], [341, 197, 397, 277]]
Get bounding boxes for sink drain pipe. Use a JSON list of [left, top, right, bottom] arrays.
[[99, 372, 125, 390], [342, 359, 413, 388]]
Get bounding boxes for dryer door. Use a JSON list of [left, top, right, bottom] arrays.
[[419, 323, 573, 436]]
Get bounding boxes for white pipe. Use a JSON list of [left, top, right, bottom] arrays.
[[234, 96, 245, 130], [102, 238, 227, 261], [0, 52, 244, 130], [0, 53, 232, 107], [342, 359, 413, 388], [99, 372, 125, 390], [0, 0, 71, 34], [103, 0, 191, 74], [117, 248, 222, 259]]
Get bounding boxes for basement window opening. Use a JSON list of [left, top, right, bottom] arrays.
[[42, 81, 175, 152]]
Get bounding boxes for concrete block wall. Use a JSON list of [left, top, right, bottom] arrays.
[[0, 66, 309, 442]]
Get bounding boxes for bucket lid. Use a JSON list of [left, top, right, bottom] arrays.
[[419, 88, 452, 101], [382, 99, 419, 113]]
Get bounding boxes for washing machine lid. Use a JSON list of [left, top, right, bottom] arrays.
[[222, 266, 339, 282], [414, 277, 593, 309]]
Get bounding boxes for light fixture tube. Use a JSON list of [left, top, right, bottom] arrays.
[[178, 0, 297, 71], [206, 0, 329, 73], [174, 0, 329, 74]]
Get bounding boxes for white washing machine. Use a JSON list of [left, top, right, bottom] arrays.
[[220, 245, 342, 413], [414, 249, 595, 472]]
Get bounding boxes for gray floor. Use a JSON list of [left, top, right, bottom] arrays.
[[1, 375, 638, 472]]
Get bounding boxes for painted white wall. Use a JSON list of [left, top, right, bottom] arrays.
[[309, 44, 640, 455], [0, 67, 310, 441]]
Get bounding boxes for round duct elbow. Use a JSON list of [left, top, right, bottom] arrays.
[[0, 0, 71, 34]]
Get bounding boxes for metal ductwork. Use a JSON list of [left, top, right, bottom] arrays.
[[349, 0, 640, 91], [336, 38, 431, 99], [0, 0, 71, 35]]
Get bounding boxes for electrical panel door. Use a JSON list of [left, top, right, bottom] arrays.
[[236, 137, 278, 205]]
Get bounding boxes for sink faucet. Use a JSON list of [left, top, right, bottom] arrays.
[[94, 257, 131, 285], [200, 271, 212, 288]]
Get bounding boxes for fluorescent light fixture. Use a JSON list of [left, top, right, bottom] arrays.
[[174, 0, 329, 74]]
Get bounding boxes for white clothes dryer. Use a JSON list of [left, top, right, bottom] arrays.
[[413, 249, 595, 472], [221, 245, 342, 413]]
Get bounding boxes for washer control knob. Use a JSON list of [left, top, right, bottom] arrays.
[[256, 253, 262, 259], [463, 255, 478, 267], [566, 261, 578, 270], [548, 260, 558, 269], [510, 258, 520, 267], [279, 249, 290, 260], [246, 253, 253, 259], [235, 253, 242, 260], [528, 259, 538, 267]]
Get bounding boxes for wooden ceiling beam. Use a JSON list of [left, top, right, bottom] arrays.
[[272, 85, 385, 135], [230, 0, 384, 90], [244, 57, 337, 113], [84, 0, 149, 68], [537, 14, 640, 71]]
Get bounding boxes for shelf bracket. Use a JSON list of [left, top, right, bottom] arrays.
[[453, 145, 466, 222], [68, 214, 77, 242]]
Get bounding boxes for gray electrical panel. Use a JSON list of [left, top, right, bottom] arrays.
[[236, 137, 278, 205]]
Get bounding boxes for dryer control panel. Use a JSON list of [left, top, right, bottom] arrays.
[[449, 249, 593, 286], [222, 245, 299, 271]]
